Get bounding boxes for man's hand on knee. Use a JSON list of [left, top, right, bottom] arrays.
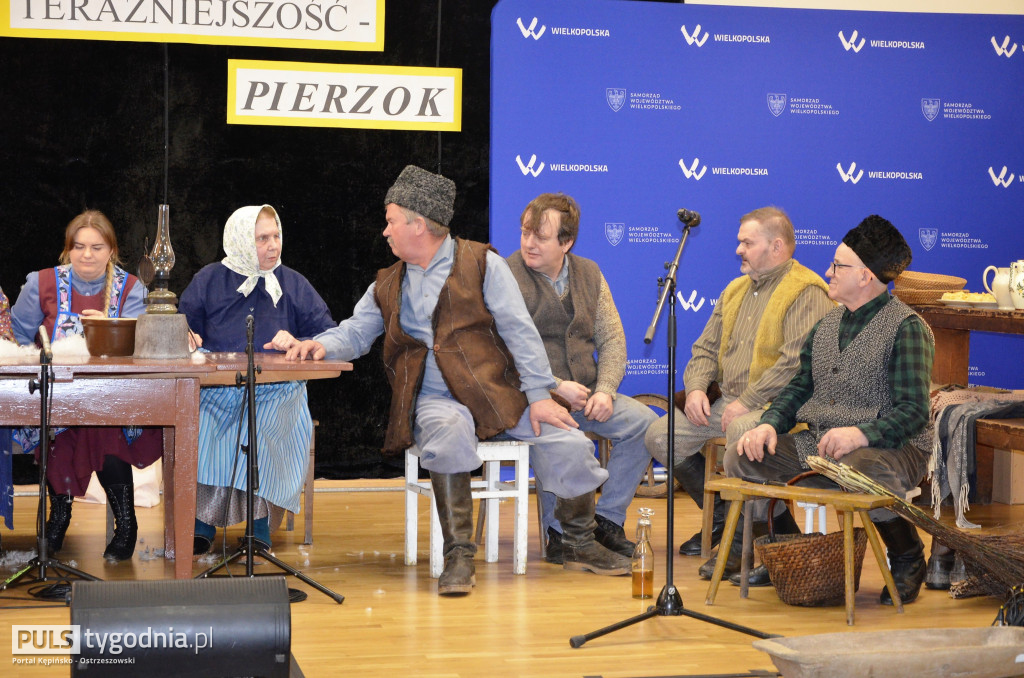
[[817, 426, 868, 460], [683, 390, 711, 427], [738, 424, 777, 463], [529, 398, 581, 436]]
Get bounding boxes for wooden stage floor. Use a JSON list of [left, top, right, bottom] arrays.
[[1, 479, 1021, 677]]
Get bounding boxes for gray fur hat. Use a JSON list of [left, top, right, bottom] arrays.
[[384, 165, 456, 227]]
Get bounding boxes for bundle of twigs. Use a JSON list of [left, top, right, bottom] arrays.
[[806, 456, 1024, 595]]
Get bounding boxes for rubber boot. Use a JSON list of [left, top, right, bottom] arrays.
[[194, 519, 216, 556], [874, 517, 926, 605], [45, 484, 73, 554], [102, 484, 138, 561], [555, 491, 630, 575], [728, 506, 800, 586], [429, 471, 477, 596], [593, 514, 636, 557], [925, 541, 955, 590], [698, 513, 775, 580], [673, 454, 725, 555]]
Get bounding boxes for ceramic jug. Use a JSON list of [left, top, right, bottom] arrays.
[[1011, 260, 1024, 310], [983, 266, 1014, 310]]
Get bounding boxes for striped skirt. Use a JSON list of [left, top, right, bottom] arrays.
[[196, 380, 312, 515]]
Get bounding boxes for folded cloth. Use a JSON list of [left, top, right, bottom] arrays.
[[930, 393, 1024, 528]]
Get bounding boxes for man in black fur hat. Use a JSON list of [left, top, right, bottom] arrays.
[[731, 215, 934, 606]]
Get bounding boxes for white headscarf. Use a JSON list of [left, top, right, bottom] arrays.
[[221, 204, 284, 307]]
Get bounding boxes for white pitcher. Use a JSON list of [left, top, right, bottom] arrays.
[[983, 266, 1014, 310], [1011, 260, 1024, 310]]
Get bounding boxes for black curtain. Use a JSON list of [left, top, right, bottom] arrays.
[[1, 3, 497, 479]]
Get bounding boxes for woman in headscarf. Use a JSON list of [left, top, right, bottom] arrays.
[[179, 205, 334, 555], [9, 209, 162, 561]]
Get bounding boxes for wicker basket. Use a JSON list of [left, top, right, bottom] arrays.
[[753, 479, 868, 607], [755, 528, 867, 606], [892, 288, 946, 306], [893, 270, 967, 290]]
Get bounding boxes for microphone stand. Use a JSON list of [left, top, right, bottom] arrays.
[[196, 316, 344, 604], [569, 213, 774, 648], [2, 331, 101, 597]]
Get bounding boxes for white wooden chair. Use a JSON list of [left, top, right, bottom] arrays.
[[405, 439, 531, 577]]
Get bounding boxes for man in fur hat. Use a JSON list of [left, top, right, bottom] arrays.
[[733, 214, 934, 605], [281, 166, 631, 595]]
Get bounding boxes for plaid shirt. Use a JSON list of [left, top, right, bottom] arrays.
[[762, 291, 934, 449]]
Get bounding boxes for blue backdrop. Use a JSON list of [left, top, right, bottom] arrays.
[[490, 0, 1024, 398]]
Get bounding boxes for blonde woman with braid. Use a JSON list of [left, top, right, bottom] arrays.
[[10, 209, 161, 561]]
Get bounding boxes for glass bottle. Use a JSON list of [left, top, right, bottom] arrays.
[[631, 507, 654, 599]]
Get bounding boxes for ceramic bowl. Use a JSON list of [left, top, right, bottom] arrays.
[[81, 316, 137, 357]]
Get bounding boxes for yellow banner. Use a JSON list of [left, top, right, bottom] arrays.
[[227, 60, 463, 131], [0, 0, 383, 50]]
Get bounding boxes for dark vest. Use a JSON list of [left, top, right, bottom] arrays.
[[506, 251, 601, 391], [374, 238, 528, 454], [793, 297, 934, 463]]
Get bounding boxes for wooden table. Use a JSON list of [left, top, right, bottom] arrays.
[[0, 353, 351, 579], [704, 477, 901, 626], [912, 306, 1024, 385]]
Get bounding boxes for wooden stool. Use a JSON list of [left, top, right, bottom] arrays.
[[704, 476, 903, 626], [700, 437, 728, 558]]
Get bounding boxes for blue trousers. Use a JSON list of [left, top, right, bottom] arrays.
[[540, 393, 657, 532]]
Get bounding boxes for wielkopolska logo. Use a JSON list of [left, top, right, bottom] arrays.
[[837, 161, 923, 184], [991, 35, 1018, 57], [919, 228, 938, 252], [604, 223, 624, 246], [681, 24, 709, 47], [517, 17, 546, 40], [838, 29, 865, 52], [921, 98, 940, 122], [678, 157, 707, 181], [768, 93, 787, 117], [989, 166, 1016, 188], [676, 290, 706, 312], [606, 88, 626, 112], [836, 162, 864, 184], [515, 154, 544, 177]]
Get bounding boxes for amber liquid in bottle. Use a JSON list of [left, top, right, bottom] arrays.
[[631, 507, 654, 599]]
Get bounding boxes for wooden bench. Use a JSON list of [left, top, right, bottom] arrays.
[[976, 418, 1024, 505], [704, 477, 903, 626]]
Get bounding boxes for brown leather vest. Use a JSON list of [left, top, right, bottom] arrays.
[[374, 238, 528, 453]]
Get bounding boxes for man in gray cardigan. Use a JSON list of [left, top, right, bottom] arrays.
[[507, 192, 657, 561]]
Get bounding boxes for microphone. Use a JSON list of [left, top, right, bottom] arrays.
[[38, 326, 53, 360], [246, 314, 254, 338], [677, 208, 701, 227]]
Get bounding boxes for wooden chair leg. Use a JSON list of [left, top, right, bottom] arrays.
[[843, 510, 856, 625], [302, 422, 316, 544], [706, 498, 743, 605], [701, 441, 717, 559], [860, 510, 903, 613]]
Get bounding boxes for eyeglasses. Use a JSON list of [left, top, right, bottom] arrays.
[[255, 233, 281, 245], [829, 260, 866, 274]]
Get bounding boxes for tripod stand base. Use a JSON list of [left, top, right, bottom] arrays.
[[196, 538, 344, 605], [570, 584, 777, 648], [2, 556, 101, 598]]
